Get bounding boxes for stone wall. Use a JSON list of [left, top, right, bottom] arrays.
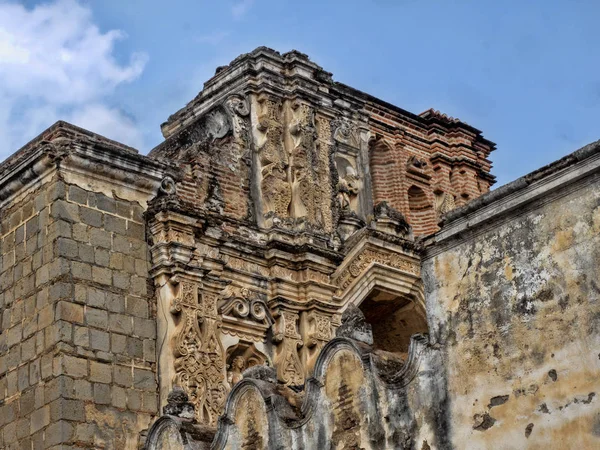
[[0, 178, 67, 449], [0, 122, 168, 450], [422, 142, 600, 448], [0, 175, 159, 449]]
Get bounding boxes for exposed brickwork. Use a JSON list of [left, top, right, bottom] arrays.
[[0, 177, 157, 449], [363, 104, 496, 236]]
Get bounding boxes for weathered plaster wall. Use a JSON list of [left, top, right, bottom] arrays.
[[422, 162, 600, 448]]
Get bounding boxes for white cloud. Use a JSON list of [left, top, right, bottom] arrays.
[[0, 0, 147, 160], [231, 0, 254, 19]]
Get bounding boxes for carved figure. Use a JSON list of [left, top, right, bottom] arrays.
[[337, 165, 360, 211], [227, 356, 246, 386]]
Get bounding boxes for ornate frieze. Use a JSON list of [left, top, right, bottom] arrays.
[[334, 248, 420, 296]]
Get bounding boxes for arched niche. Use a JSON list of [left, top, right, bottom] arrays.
[[358, 287, 428, 359], [225, 342, 269, 387]]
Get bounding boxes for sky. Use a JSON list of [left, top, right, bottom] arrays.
[[1, 0, 599, 187]]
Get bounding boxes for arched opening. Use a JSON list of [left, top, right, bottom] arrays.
[[408, 185, 436, 235], [358, 287, 428, 360]]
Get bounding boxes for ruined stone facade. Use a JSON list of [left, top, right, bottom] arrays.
[[0, 47, 597, 450]]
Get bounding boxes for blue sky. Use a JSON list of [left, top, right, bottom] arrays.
[[1, 0, 599, 187]]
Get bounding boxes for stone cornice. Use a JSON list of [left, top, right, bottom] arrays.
[[0, 121, 174, 210]]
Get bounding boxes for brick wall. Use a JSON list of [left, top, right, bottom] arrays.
[[0, 177, 157, 449]]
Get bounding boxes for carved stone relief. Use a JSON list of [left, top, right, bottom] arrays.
[[334, 249, 420, 296], [225, 342, 268, 387], [435, 191, 456, 217], [272, 309, 304, 386], [170, 281, 228, 426], [252, 95, 334, 230], [218, 286, 273, 342], [336, 156, 361, 214], [254, 94, 290, 220]]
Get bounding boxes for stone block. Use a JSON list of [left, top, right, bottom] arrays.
[[114, 365, 132, 387], [111, 385, 127, 409], [96, 193, 116, 213], [50, 398, 85, 422], [44, 420, 74, 447], [89, 329, 110, 352], [89, 228, 111, 249], [109, 313, 132, 335], [72, 223, 89, 243], [90, 361, 112, 384], [78, 243, 95, 263], [111, 333, 127, 354], [61, 355, 88, 378], [126, 296, 148, 318], [74, 422, 96, 444], [71, 261, 92, 281], [51, 200, 79, 223], [133, 368, 155, 390], [46, 220, 72, 242], [72, 379, 93, 401], [127, 337, 143, 359], [130, 276, 148, 296], [87, 288, 106, 308], [105, 215, 127, 235], [126, 222, 145, 240], [17, 364, 29, 390], [113, 234, 130, 254], [73, 326, 89, 347], [30, 405, 50, 434], [127, 389, 142, 411], [95, 248, 110, 267], [92, 266, 112, 285], [133, 317, 156, 339], [80, 207, 103, 228], [85, 308, 108, 329], [68, 185, 88, 205], [26, 216, 40, 238], [142, 391, 158, 413], [19, 388, 36, 416], [113, 271, 130, 290], [93, 383, 111, 405], [106, 293, 125, 313], [56, 301, 84, 324]]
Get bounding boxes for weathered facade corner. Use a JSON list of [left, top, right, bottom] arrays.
[[1, 47, 598, 450]]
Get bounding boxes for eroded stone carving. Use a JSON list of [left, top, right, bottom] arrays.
[[170, 282, 228, 426], [335, 249, 420, 296], [272, 309, 304, 386], [435, 191, 456, 216], [333, 118, 360, 148], [254, 94, 290, 220], [219, 286, 273, 342], [337, 163, 360, 212], [225, 342, 268, 387]]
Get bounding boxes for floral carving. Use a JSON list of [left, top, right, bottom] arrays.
[[171, 281, 227, 426]]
